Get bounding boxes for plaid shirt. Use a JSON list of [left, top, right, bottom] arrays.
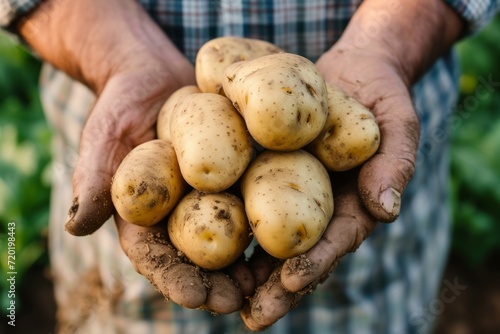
[[1, 1, 499, 333]]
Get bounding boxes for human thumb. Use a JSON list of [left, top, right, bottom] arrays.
[[358, 91, 420, 222], [63, 78, 149, 236], [64, 108, 120, 236]]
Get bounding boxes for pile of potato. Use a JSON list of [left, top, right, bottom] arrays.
[[111, 37, 380, 271]]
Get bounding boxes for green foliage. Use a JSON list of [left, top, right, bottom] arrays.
[[450, 14, 500, 267], [0, 32, 52, 312]]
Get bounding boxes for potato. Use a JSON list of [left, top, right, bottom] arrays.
[[157, 85, 201, 141], [111, 139, 186, 226], [168, 190, 253, 270], [307, 83, 380, 171], [240, 150, 334, 259], [170, 92, 253, 193], [195, 36, 284, 95], [223, 53, 328, 151]]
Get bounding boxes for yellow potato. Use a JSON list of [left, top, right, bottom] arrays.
[[307, 83, 380, 171], [223, 53, 328, 151], [111, 139, 186, 226], [195, 36, 284, 95], [157, 85, 201, 141], [168, 190, 252, 270], [170, 92, 254, 193], [240, 150, 334, 259]]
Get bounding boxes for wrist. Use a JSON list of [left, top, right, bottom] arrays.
[[330, 0, 464, 86], [17, 0, 193, 94]]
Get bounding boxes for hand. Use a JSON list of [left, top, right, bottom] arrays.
[[18, 0, 253, 314], [69, 58, 256, 313], [71, 60, 255, 313], [241, 50, 410, 330], [240, 0, 464, 330]]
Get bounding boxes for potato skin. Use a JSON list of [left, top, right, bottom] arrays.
[[307, 83, 380, 171], [157, 85, 201, 142], [111, 140, 186, 226], [195, 36, 284, 95], [168, 190, 253, 270], [241, 150, 334, 259], [170, 93, 254, 193], [223, 53, 328, 151]]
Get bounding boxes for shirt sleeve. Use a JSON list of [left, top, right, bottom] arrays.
[[0, 0, 43, 28], [444, 0, 500, 32]]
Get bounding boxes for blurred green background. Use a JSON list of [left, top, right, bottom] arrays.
[[1, 13, 500, 329], [0, 32, 52, 314], [449, 15, 500, 266]]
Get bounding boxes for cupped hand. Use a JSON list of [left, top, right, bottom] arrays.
[[16, 0, 256, 314], [241, 45, 420, 330], [240, 0, 466, 327], [63, 58, 255, 313]]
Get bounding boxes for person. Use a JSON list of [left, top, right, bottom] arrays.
[[1, 0, 499, 332]]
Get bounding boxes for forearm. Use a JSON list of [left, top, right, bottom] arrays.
[[333, 0, 465, 86], [16, 0, 193, 93]]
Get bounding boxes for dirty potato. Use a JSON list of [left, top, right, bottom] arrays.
[[168, 190, 253, 270], [157, 85, 201, 142], [222, 53, 328, 151], [170, 93, 253, 193], [111, 139, 186, 226], [195, 36, 284, 95], [307, 83, 380, 171], [240, 150, 334, 259]]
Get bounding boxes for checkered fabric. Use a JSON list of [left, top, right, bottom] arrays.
[[445, 0, 500, 32], [0, 0, 39, 26], [1, 1, 499, 333]]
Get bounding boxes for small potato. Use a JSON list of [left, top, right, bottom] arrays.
[[170, 92, 253, 193], [168, 190, 253, 270], [195, 36, 284, 95], [240, 150, 334, 259], [223, 53, 328, 151], [157, 85, 201, 141], [111, 140, 186, 226], [307, 83, 380, 171]]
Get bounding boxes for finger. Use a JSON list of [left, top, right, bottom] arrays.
[[203, 271, 243, 314], [224, 256, 256, 298], [116, 217, 208, 309], [65, 173, 115, 236], [241, 267, 301, 330], [117, 216, 246, 313], [64, 100, 118, 235], [358, 89, 419, 222], [248, 245, 282, 287], [241, 303, 269, 332], [281, 177, 377, 292], [65, 74, 165, 236], [64, 104, 132, 236]]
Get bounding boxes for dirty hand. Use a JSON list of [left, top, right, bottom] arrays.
[[19, 0, 252, 314], [240, 46, 414, 331], [240, 0, 464, 330]]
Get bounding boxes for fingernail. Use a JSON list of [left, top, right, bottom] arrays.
[[379, 187, 401, 217]]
